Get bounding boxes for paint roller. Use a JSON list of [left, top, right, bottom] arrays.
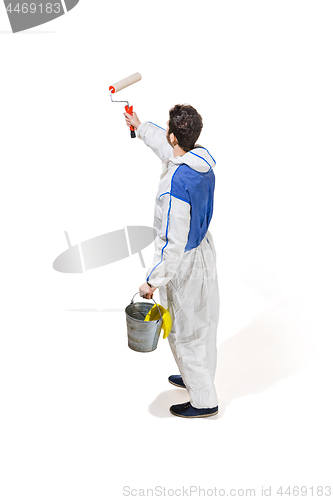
[[109, 72, 142, 138]]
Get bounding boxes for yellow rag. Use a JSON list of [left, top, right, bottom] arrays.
[[144, 304, 172, 339]]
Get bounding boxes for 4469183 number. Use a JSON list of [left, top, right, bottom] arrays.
[[6, 3, 61, 14], [277, 486, 331, 496]]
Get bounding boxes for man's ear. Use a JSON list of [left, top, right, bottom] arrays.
[[169, 133, 178, 146]]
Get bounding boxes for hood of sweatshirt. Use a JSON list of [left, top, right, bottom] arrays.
[[171, 146, 216, 173]]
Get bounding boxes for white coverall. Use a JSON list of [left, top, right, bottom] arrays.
[[137, 121, 220, 409]]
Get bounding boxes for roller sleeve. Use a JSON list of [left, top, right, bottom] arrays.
[[109, 72, 142, 93]]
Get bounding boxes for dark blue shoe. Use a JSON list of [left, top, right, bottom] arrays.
[[170, 401, 219, 418], [168, 375, 186, 388]]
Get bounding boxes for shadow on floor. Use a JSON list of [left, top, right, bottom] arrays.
[[0, 31, 55, 34], [66, 308, 124, 312], [148, 292, 315, 420]]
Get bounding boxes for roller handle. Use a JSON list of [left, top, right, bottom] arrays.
[[125, 104, 136, 139]]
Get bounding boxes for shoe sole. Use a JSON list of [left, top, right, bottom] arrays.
[[168, 379, 186, 389], [170, 409, 219, 418]]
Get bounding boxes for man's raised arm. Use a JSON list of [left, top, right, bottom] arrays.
[[124, 112, 173, 160]]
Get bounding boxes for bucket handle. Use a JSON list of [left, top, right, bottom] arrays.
[[130, 292, 163, 322]]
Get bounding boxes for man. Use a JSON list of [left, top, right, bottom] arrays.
[[124, 104, 220, 418]]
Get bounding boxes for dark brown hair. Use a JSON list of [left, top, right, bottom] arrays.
[[168, 104, 203, 152]]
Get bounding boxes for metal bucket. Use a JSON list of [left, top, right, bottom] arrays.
[[125, 292, 163, 352]]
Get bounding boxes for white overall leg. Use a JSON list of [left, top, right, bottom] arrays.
[[161, 232, 219, 409]]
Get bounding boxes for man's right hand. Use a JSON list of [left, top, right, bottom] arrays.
[[124, 112, 141, 131]]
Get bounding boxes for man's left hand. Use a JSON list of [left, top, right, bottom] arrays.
[[139, 282, 157, 300]]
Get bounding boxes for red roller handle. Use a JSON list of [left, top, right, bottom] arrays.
[[125, 104, 136, 138]]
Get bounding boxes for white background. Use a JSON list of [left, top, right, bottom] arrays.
[[0, 1, 332, 499]]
